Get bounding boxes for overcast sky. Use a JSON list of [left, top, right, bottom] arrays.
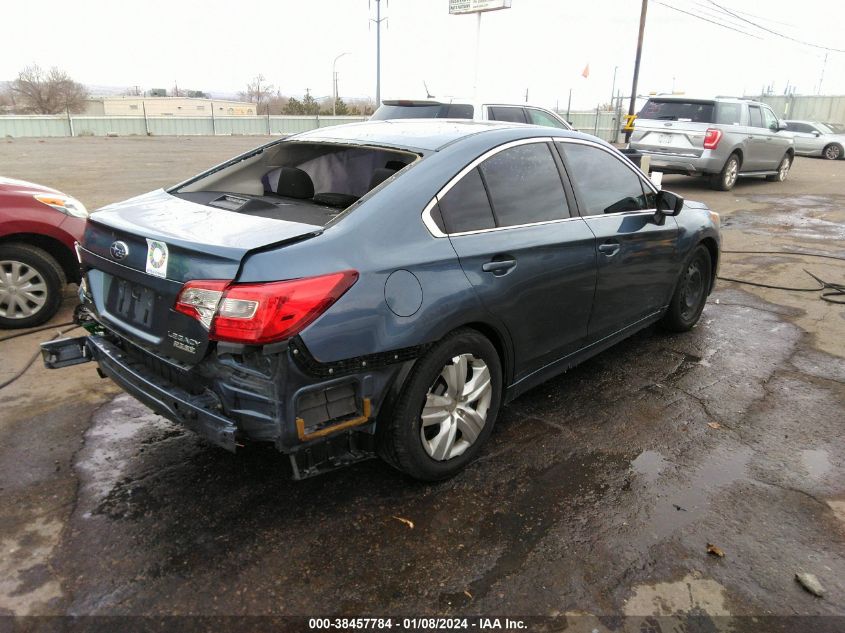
[[2, 0, 843, 110]]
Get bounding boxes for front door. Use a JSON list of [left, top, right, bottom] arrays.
[[556, 140, 679, 341]]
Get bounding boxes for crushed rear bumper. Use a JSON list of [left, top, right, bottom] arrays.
[[41, 335, 237, 451]]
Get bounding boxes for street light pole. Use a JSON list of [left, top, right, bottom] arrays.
[[626, 0, 648, 143], [332, 52, 349, 116]]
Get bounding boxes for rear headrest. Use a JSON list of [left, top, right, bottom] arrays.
[[369, 167, 397, 191], [276, 167, 314, 199]]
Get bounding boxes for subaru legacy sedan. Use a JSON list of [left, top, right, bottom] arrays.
[[42, 120, 720, 481]]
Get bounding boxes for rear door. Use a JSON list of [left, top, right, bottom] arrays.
[[433, 139, 596, 379], [556, 140, 679, 341], [745, 105, 769, 170], [630, 99, 715, 157]]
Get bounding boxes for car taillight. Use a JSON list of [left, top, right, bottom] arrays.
[[174, 271, 358, 345], [704, 128, 722, 150]]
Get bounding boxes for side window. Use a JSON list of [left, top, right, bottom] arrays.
[[748, 106, 764, 128], [478, 143, 569, 226], [444, 104, 474, 119], [488, 106, 527, 124], [526, 108, 567, 129], [437, 168, 496, 234], [787, 122, 810, 133], [716, 103, 742, 125], [559, 143, 651, 216], [762, 107, 778, 130]]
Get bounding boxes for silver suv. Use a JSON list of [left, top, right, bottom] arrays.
[[629, 96, 794, 191]]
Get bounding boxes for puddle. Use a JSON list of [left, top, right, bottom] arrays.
[[801, 449, 831, 480], [725, 195, 845, 241], [631, 450, 668, 483], [642, 448, 752, 540]]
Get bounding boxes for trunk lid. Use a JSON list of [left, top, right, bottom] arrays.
[[81, 189, 322, 363]]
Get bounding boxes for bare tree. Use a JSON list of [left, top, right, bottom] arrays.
[[10, 65, 89, 114], [240, 74, 274, 111]]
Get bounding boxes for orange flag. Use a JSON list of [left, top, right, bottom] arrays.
[[581, 63, 590, 79]]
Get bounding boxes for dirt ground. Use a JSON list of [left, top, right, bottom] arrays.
[[0, 136, 843, 630]]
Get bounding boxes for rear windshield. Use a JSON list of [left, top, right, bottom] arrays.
[[372, 103, 474, 120], [638, 99, 715, 123]]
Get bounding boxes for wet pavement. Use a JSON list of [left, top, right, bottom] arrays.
[[0, 143, 843, 629], [28, 287, 843, 622]]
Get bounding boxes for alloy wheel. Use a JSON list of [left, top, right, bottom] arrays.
[[825, 145, 842, 160], [420, 353, 492, 461], [777, 156, 791, 181], [724, 158, 738, 188], [0, 260, 48, 319]]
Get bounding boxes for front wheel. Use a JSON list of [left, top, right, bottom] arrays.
[[823, 144, 842, 160], [0, 244, 67, 329], [378, 328, 502, 481], [766, 154, 792, 181], [661, 245, 713, 333], [709, 154, 740, 191]]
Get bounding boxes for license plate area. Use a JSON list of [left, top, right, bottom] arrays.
[[111, 279, 157, 330]]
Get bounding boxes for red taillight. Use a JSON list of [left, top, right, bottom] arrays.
[[704, 128, 722, 150], [174, 271, 358, 345]]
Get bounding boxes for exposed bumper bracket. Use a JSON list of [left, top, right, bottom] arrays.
[[41, 336, 92, 369], [295, 398, 372, 442]]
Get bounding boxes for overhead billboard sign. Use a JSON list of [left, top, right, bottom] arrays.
[[449, 0, 512, 14]]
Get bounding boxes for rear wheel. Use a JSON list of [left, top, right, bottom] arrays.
[[766, 154, 792, 181], [709, 153, 740, 191], [661, 245, 712, 333], [823, 144, 842, 160], [378, 328, 502, 481], [0, 244, 66, 329]]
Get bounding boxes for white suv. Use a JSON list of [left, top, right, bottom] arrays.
[[371, 99, 573, 130]]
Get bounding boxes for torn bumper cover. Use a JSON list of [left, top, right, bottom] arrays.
[[41, 335, 237, 451]]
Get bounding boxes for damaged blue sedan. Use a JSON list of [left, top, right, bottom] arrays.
[[42, 120, 720, 480]]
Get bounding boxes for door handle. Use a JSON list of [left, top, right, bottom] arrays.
[[482, 259, 517, 274], [598, 242, 621, 256]]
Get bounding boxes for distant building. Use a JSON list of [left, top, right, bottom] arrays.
[[83, 96, 257, 117]]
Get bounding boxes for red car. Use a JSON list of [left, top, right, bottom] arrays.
[[0, 177, 87, 328]]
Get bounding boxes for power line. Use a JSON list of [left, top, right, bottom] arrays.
[[652, 1, 763, 39], [706, 0, 845, 53]]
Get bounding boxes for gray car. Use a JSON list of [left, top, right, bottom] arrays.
[[629, 96, 795, 191], [41, 121, 720, 481], [784, 120, 845, 160]]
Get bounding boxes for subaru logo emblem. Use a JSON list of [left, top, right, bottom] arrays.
[[110, 241, 129, 260]]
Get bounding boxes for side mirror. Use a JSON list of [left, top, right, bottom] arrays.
[[777, 120, 789, 131], [812, 130, 822, 137], [655, 190, 684, 222]]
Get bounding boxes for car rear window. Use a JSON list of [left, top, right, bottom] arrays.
[[638, 99, 715, 123], [371, 103, 474, 120]]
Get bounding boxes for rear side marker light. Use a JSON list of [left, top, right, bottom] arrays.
[[704, 128, 723, 150], [174, 271, 358, 345]]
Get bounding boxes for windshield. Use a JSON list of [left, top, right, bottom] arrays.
[[638, 99, 715, 123], [372, 103, 474, 120], [816, 123, 835, 134]]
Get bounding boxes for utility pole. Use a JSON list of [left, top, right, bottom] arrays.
[[625, 0, 648, 143], [371, 0, 387, 107], [610, 65, 618, 110], [818, 50, 829, 95], [332, 52, 349, 116]]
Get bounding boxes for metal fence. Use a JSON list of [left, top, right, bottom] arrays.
[[0, 115, 369, 138], [753, 95, 845, 123], [0, 111, 625, 141]]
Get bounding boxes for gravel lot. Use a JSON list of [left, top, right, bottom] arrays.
[[0, 136, 843, 630]]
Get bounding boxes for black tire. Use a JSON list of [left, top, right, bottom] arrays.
[[0, 243, 66, 329], [378, 328, 502, 481], [709, 153, 740, 191], [766, 153, 792, 181], [823, 144, 843, 160], [660, 244, 712, 333]]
